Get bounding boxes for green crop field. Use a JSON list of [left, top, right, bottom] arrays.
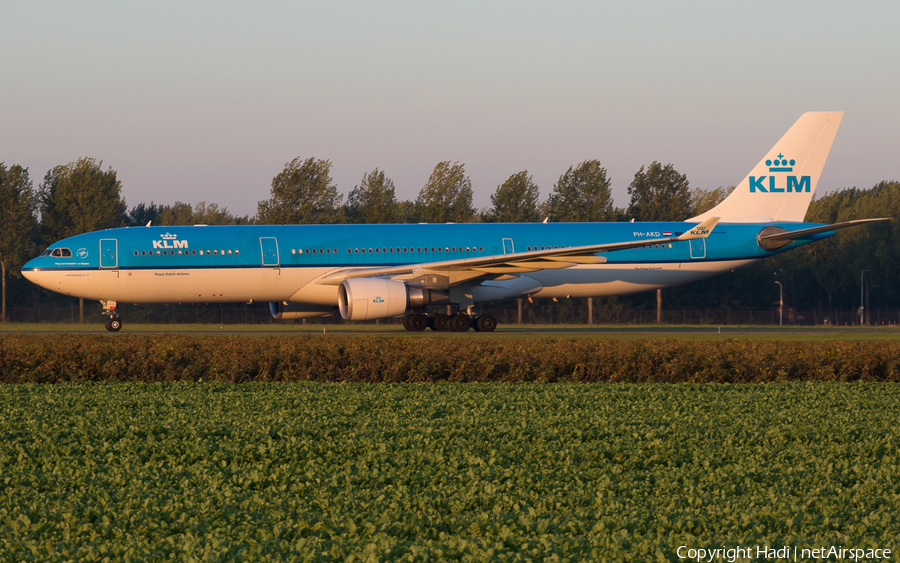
[[4, 322, 900, 341], [1, 382, 898, 561]]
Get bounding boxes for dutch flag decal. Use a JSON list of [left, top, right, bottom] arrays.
[[663, 231, 672, 236]]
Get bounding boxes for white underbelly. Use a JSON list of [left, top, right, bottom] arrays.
[[527, 260, 756, 298], [26, 267, 336, 304]]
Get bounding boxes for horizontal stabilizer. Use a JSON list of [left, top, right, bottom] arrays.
[[757, 218, 891, 251]]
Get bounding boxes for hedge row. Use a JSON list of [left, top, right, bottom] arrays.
[[1, 334, 899, 383]]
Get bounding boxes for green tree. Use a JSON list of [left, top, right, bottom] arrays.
[[487, 171, 541, 223], [39, 158, 126, 242], [690, 185, 734, 216], [126, 202, 162, 227], [626, 161, 692, 221], [257, 157, 343, 224], [546, 160, 618, 222], [155, 201, 249, 226], [38, 157, 126, 323], [416, 161, 476, 223], [345, 169, 400, 224], [0, 164, 38, 322]]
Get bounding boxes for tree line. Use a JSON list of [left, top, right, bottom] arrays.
[[1, 156, 898, 322]]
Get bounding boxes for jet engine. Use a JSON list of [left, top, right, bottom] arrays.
[[269, 301, 336, 320], [338, 278, 448, 321]]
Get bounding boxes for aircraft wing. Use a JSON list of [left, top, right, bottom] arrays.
[[316, 217, 721, 286]]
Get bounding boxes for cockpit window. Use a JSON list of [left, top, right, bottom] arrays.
[[49, 248, 72, 257], [39, 249, 51, 257], [51, 249, 61, 257]]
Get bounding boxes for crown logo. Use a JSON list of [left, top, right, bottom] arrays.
[[766, 153, 795, 172], [160, 233, 178, 240]]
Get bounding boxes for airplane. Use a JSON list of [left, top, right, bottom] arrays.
[[22, 111, 888, 332]]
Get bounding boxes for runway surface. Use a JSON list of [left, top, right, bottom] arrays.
[[3, 326, 899, 339]]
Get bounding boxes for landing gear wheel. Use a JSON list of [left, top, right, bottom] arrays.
[[408, 314, 428, 332], [402, 314, 413, 331], [475, 314, 497, 332], [449, 313, 471, 332], [432, 314, 450, 331], [106, 318, 122, 332]]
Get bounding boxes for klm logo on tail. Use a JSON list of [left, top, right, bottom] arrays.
[[750, 154, 810, 193]]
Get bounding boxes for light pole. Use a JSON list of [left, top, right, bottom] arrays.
[[860, 270, 871, 326], [774, 281, 783, 326]]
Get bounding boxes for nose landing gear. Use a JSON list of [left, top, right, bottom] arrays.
[[101, 300, 122, 332]]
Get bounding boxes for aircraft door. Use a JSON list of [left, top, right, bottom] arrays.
[[100, 239, 118, 268], [260, 237, 279, 266], [502, 238, 514, 254], [690, 239, 706, 259]]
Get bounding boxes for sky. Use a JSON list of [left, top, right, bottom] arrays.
[[2, 1, 898, 218]]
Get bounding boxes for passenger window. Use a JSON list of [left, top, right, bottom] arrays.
[[479, 247, 484, 252], [368, 248, 373, 253], [437, 247, 442, 253], [319, 249, 323, 254], [178, 250, 183, 255], [156, 251, 161, 256], [312, 249, 317, 254], [333, 249, 337, 254], [291, 249, 296, 254], [199, 250, 204, 255], [228, 249, 232, 255], [389, 248, 394, 253], [375, 248, 380, 253], [141, 251, 146, 256]]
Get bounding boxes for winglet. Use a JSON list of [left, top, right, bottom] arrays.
[[678, 217, 720, 241]]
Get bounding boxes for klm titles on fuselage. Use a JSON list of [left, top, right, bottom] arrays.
[[750, 155, 810, 193], [152, 233, 188, 250]]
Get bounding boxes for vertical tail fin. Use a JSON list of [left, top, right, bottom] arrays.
[[689, 111, 843, 223]]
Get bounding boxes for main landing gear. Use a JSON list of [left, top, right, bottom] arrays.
[[101, 300, 122, 332], [401, 313, 497, 332]]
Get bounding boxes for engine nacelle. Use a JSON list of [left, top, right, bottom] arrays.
[[269, 301, 335, 320], [337, 278, 449, 321]]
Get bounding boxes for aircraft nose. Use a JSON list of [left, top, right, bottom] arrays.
[[20, 259, 39, 282]]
